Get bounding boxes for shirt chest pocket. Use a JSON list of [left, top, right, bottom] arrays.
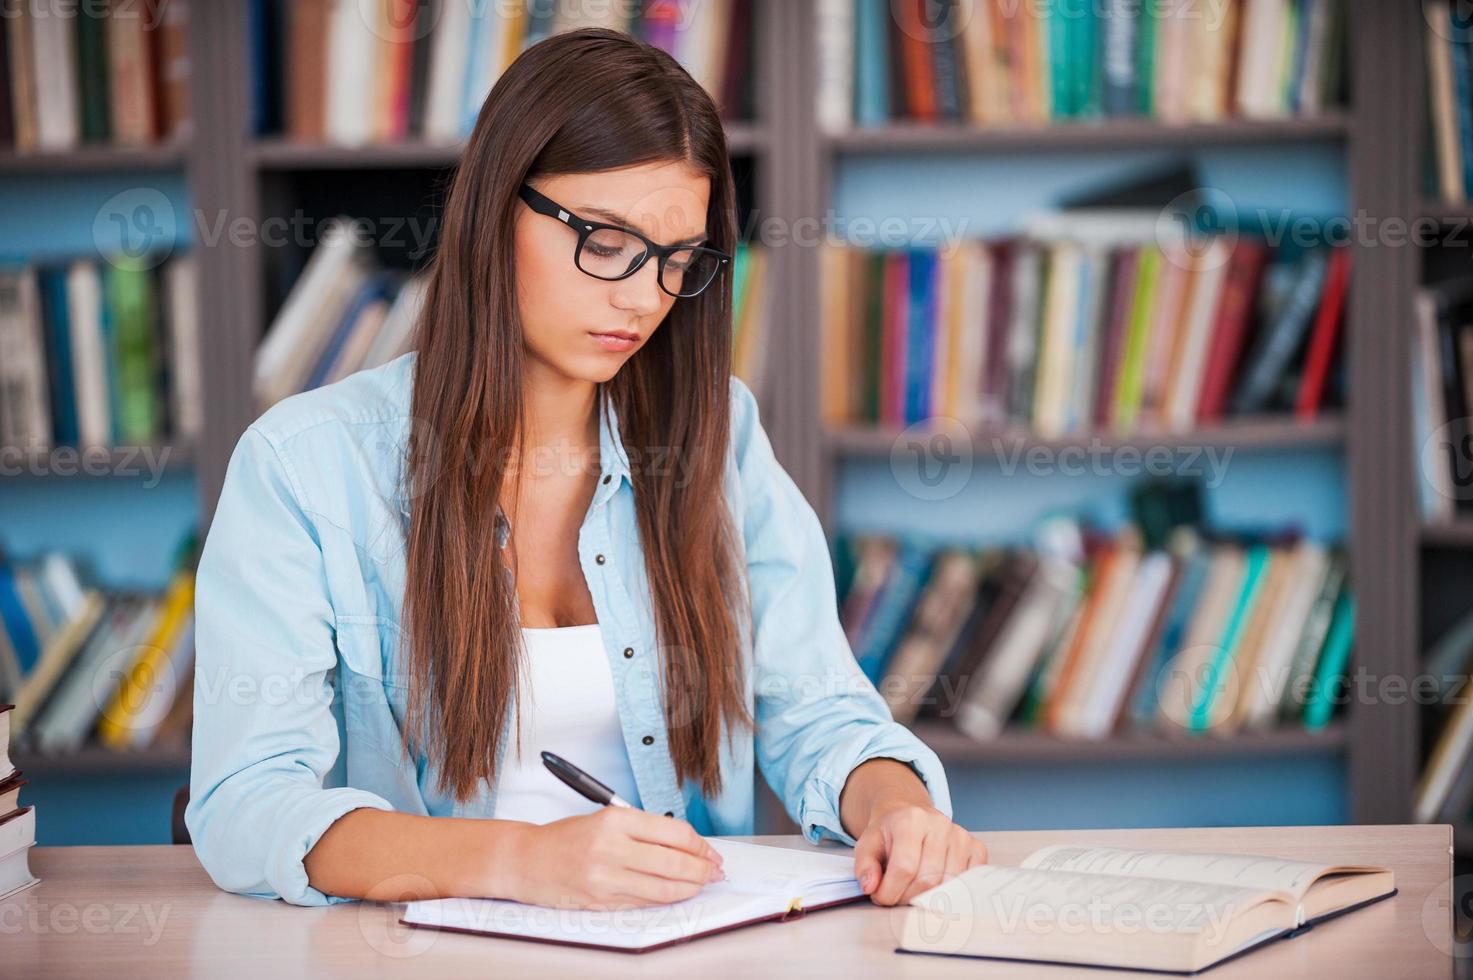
[[334, 617, 414, 763]]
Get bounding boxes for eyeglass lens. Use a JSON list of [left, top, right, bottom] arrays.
[[576, 227, 723, 296]]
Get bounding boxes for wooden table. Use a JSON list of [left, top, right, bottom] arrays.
[[3, 825, 1455, 978]]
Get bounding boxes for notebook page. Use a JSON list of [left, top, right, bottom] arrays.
[[400, 839, 861, 949], [707, 838, 861, 901], [401, 883, 779, 950], [1021, 846, 1328, 901]]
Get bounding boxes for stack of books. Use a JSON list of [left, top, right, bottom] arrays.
[[817, 0, 1347, 130], [0, 705, 38, 899], [253, 218, 426, 409], [0, 254, 201, 453], [819, 224, 1349, 435], [0, 0, 191, 152], [255, 217, 771, 408], [838, 520, 1353, 740], [251, 0, 757, 145], [0, 542, 196, 756]]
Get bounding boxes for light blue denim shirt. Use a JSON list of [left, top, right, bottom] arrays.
[[185, 351, 952, 906]]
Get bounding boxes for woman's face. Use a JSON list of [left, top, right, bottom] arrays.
[[514, 160, 712, 385]]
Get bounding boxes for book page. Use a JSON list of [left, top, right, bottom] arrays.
[[1021, 845, 1336, 901], [909, 864, 1281, 938]]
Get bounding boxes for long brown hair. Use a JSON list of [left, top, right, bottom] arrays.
[[401, 28, 752, 803]]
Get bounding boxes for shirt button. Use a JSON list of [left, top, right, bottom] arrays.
[[602, 474, 611, 485], [623, 647, 634, 658], [642, 735, 654, 746], [664, 811, 674, 817], [595, 554, 606, 565]]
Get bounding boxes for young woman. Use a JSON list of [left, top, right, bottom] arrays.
[[186, 28, 985, 912]]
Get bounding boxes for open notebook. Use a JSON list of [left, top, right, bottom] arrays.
[[898, 845, 1396, 974], [400, 838, 866, 952]]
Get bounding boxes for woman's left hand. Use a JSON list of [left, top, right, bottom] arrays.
[[852, 802, 988, 906]]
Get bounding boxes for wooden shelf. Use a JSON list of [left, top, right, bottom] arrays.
[[0, 142, 188, 174], [0, 445, 192, 481], [250, 122, 767, 171], [1421, 520, 1473, 548], [11, 744, 191, 775], [823, 114, 1353, 155], [912, 722, 1348, 764], [826, 415, 1347, 458]]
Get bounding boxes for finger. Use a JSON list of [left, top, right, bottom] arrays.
[[965, 836, 989, 869], [626, 839, 725, 885], [872, 826, 923, 906], [853, 830, 885, 895], [942, 827, 972, 881], [899, 824, 949, 904], [616, 810, 723, 867]]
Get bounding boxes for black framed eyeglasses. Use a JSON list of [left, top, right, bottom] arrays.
[[518, 183, 730, 298]]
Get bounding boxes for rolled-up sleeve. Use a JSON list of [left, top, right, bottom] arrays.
[[185, 426, 394, 906], [732, 379, 952, 846]]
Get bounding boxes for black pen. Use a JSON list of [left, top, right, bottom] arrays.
[[540, 750, 637, 809]]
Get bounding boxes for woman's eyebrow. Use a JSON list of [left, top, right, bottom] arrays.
[[575, 204, 708, 245]]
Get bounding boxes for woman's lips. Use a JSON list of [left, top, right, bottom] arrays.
[[589, 331, 639, 353]]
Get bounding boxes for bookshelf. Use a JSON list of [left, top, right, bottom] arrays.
[[0, 2, 1436, 839], [755, 0, 1418, 833]]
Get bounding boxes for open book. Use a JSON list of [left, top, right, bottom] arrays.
[[400, 838, 865, 952], [898, 845, 1395, 974]]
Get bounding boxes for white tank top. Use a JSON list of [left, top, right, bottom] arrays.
[[492, 622, 642, 823]]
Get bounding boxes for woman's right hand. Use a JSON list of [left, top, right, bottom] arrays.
[[504, 808, 726, 910]]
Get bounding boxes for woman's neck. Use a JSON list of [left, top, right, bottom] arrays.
[[518, 363, 600, 477]]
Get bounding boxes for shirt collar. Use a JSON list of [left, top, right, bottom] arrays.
[[596, 384, 632, 496]]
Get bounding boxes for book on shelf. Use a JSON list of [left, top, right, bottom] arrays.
[[252, 0, 756, 147], [1413, 604, 1473, 823], [898, 843, 1393, 973], [0, 0, 190, 153], [0, 706, 39, 901], [819, 223, 1350, 435], [0, 541, 197, 756], [0, 254, 201, 454], [817, 0, 1347, 131], [1424, 1, 1473, 205], [254, 216, 771, 408], [1412, 275, 1473, 523], [837, 503, 1354, 741]]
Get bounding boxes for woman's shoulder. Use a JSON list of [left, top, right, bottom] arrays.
[[234, 354, 418, 534], [249, 352, 417, 449]]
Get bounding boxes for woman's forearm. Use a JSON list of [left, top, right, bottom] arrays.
[[837, 757, 934, 839], [303, 807, 528, 902]]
